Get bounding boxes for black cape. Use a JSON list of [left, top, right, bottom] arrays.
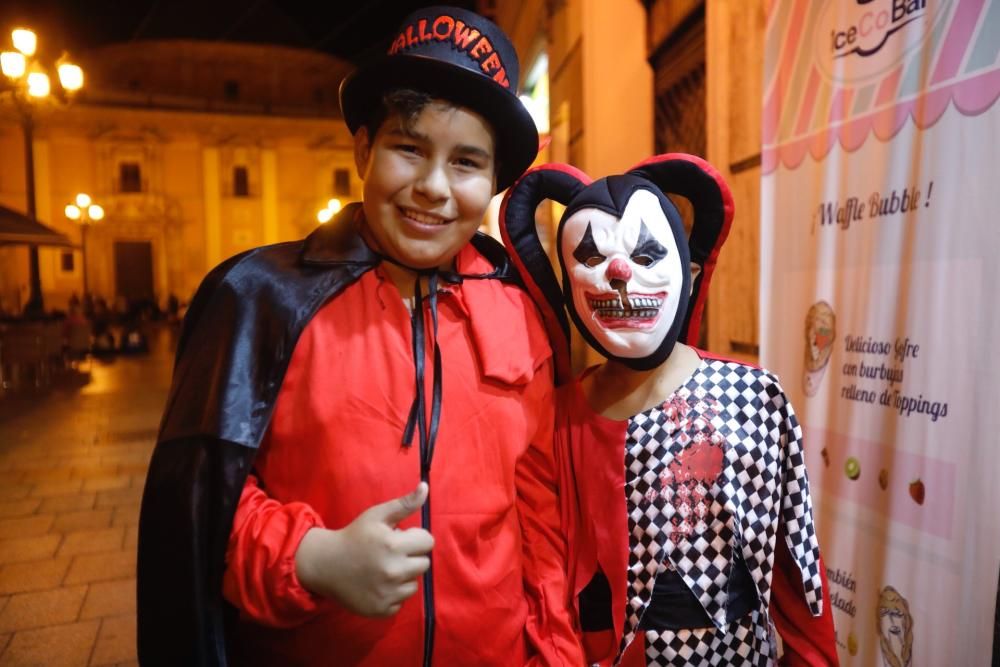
[[136, 204, 517, 666]]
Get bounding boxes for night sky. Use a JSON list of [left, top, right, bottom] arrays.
[[0, 0, 479, 66]]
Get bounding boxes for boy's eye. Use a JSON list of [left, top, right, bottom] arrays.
[[395, 143, 421, 155], [455, 157, 485, 170]]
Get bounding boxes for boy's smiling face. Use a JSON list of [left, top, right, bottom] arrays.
[[355, 100, 497, 271]]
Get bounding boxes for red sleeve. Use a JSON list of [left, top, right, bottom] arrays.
[[222, 473, 333, 628], [553, 382, 585, 627], [517, 360, 587, 667], [772, 530, 840, 666]]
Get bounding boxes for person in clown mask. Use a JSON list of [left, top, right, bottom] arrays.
[[500, 155, 839, 666]]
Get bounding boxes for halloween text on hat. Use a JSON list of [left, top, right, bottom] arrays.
[[387, 15, 510, 89]]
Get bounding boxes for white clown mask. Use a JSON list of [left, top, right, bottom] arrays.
[[498, 154, 733, 382], [560, 189, 685, 360]]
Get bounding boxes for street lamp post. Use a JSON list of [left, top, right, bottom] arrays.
[[2, 28, 84, 316], [64, 193, 104, 295]]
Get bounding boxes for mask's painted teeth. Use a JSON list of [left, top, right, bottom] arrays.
[[593, 308, 659, 319], [587, 296, 663, 311], [401, 207, 451, 225]]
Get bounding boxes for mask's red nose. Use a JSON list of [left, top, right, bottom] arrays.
[[606, 258, 632, 282]]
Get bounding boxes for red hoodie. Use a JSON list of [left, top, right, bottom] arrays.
[[222, 243, 583, 666]]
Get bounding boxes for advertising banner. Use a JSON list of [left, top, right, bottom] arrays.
[[760, 1, 1000, 664]]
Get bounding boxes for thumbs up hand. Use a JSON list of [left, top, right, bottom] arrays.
[[295, 483, 434, 617]]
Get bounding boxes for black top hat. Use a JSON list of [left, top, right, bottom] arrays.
[[339, 5, 539, 192]]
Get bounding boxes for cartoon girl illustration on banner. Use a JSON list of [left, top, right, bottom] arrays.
[[877, 586, 913, 667], [500, 154, 840, 665]]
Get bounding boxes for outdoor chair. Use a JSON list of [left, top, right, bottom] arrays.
[[0, 325, 47, 392]]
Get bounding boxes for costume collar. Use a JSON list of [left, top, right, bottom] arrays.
[[300, 203, 380, 266]]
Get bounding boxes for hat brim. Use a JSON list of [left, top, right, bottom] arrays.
[[340, 55, 539, 193]]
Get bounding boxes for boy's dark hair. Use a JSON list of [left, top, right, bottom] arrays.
[[362, 88, 434, 139], [362, 88, 502, 177]]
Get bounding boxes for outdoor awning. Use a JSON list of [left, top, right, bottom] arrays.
[[0, 205, 74, 247]]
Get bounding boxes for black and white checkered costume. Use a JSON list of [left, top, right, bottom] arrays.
[[641, 597, 774, 666], [615, 358, 823, 666]]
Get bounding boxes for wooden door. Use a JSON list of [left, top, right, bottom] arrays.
[[114, 241, 154, 304]]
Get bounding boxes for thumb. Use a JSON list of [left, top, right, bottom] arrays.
[[369, 482, 428, 527]]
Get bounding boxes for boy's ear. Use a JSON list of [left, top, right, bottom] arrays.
[[353, 127, 371, 177]]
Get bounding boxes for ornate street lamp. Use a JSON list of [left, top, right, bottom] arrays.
[[64, 193, 104, 295], [316, 197, 342, 224], [2, 27, 85, 316]]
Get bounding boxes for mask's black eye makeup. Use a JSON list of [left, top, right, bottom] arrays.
[[573, 222, 606, 268], [630, 220, 668, 267]]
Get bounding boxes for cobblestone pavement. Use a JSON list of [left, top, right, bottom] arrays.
[[0, 327, 175, 666]]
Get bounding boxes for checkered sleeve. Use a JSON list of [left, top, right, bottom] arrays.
[[770, 376, 824, 616]]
